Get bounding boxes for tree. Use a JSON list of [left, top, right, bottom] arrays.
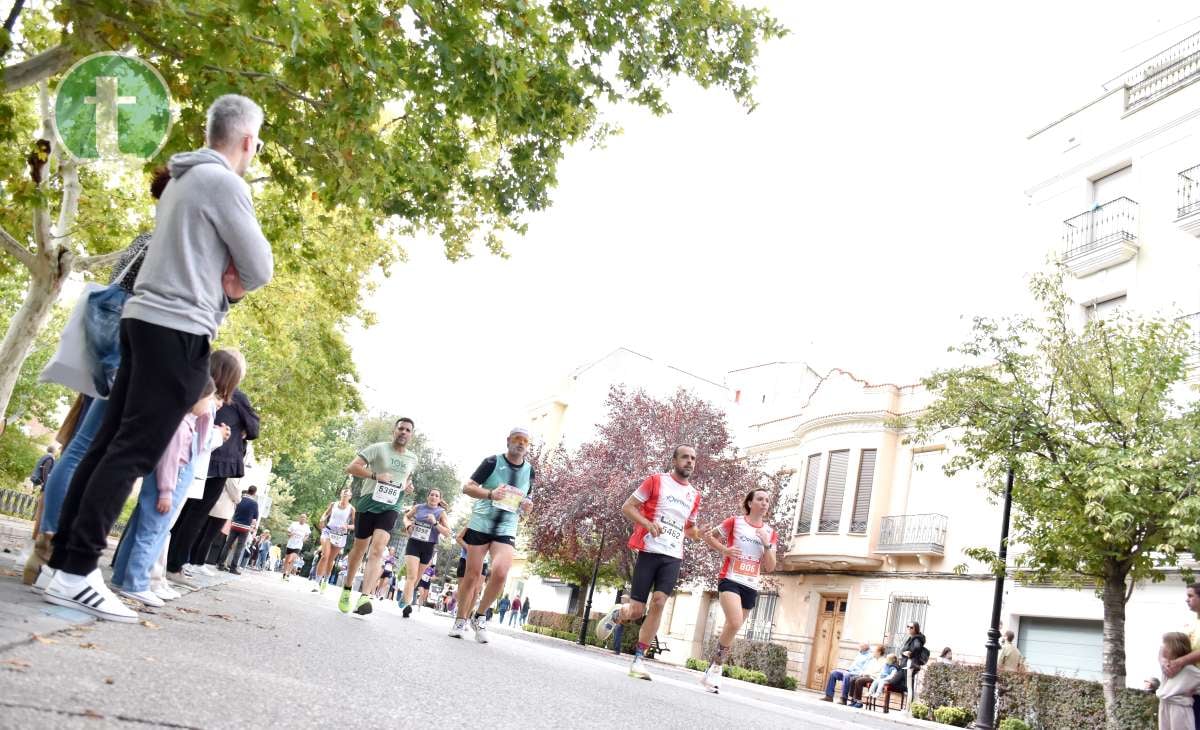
[[0, 1, 786, 429], [911, 272, 1200, 729], [527, 386, 794, 615]]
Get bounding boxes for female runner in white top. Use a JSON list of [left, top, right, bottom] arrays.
[[313, 488, 355, 593]]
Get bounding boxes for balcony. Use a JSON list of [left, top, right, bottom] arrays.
[[1106, 30, 1200, 111], [782, 532, 883, 571], [1178, 165, 1200, 236], [876, 514, 948, 556], [1061, 197, 1140, 277]]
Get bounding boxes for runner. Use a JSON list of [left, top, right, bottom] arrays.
[[398, 489, 450, 617], [454, 527, 489, 615], [311, 488, 355, 594], [376, 547, 397, 599], [698, 487, 778, 694], [448, 427, 534, 642], [337, 418, 417, 616], [416, 564, 436, 610], [595, 445, 701, 681], [282, 514, 310, 580]]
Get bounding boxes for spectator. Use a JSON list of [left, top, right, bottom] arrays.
[[520, 596, 531, 625], [847, 645, 888, 706], [822, 643, 873, 704], [900, 621, 929, 705], [195, 477, 240, 572], [498, 594, 511, 625], [253, 531, 271, 570], [935, 646, 954, 664], [268, 543, 281, 572], [998, 630, 1025, 671], [1158, 632, 1200, 730], [509, 596, 522, 626], [867, 654, 900, 704], [218, 485, 258, 574], [26, 445, 58, 547], [42, 94, 272, 621]]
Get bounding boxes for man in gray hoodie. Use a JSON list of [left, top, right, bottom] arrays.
[[44, 95, 274, 623]]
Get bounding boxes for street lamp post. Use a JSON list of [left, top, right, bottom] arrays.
[[578, 527, 608, 646], [975, 459, 1016, 730]]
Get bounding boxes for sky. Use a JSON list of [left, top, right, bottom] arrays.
[[347, 1, 1200, 477]]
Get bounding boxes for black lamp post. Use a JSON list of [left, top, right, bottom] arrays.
[[975, 457, 1016, 730], [578, 526, 609, 646]]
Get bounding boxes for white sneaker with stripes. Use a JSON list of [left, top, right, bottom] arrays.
[[43, 569, 139, 623]]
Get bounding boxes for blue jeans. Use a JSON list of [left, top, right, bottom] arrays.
[[111, 461, 196, 592], [40, 398, 105, 535], [824, 669, 858, 700]]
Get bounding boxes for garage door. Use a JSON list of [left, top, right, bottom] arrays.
[[1017, 617, 1103, 681]]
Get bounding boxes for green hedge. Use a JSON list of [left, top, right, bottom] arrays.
[[700, 636, 790, 688], [921, 662, 1158, 729], [523, 609, 640, 654], [686, 656, 797, 690]]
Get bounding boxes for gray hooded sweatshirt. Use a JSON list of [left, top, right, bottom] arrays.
[[122, 148, 274, 339]]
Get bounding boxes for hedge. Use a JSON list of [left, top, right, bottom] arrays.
[[920, 661, 1158, 729], [523, 609, 640, 655], [685, 657, 798, 690], [700, 636, 790, 689]]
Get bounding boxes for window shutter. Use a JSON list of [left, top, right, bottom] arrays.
[[797, 453, 820, 533], [818, 450, 849, 533], [850, 449, 877, 534]]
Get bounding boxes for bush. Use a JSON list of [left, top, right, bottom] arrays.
[[999, 719, 1031, 730], [781, 675, 797, 691], [523, 609, 639, 654], [0, 428, 44, 492], [933, 706, 974, 727], [910, 702, 932, 720], [686, 657, 790, 689], [686, 657, 708, 671], [701, 636, 790, 689], [921, 662, 1158, 729]]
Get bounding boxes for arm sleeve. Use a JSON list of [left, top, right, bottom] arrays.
[[236, 392, 261, 441], [210, 177, 273, 292], [357, 444, 379, 470], [469, 457, 497, 485], [632, 475, 656, 503], [154, 427, 187, 497]]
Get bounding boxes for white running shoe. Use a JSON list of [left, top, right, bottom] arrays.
[[151, 583, 180, 602], [32, 565, 54, 593], [595, 605, 622, 643], [472, 615, 490, 644], [448, 618, 468, 638], [629, 656, 652, 681], [166, 571, 198, 589], [701, 663, 722, 694], [181, 564, 196, 576], [119, 589, 165, 608], [197, 565, 217, 577], [43, 569, 138, 623]]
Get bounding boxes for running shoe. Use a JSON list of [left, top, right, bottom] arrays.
[[397, 598, 408, 611], [448, 618, 468, 638], [701, 663, 722, 694], [181, 564, 196, 577], [43, 569, 138, 623], [472, 615, 490, 644], [628, 656, 652, 681], [31, 565, 54, 593], [150, 582, 180, 602], [595, 605, 622, 643], [197, 565, 217, 577], [354, 595, 373, 616], [166, 571, 197, 589], [338, 589, 352, 613], [402, 604, 413, 619], [311, 586, 319, 593], [119, 588, 165, 608], [319, 581, 327, 594]]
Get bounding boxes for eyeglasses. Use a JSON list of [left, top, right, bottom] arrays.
[[245, 134, 264, 154]]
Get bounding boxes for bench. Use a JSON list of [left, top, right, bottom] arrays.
[[865, 684, 907, 713]]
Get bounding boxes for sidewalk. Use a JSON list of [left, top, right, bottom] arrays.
[[0, 516, 232, 653]]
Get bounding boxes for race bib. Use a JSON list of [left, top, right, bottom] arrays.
[[732, 557, 761, 578], [658, 516, 684, 552], [492, 487, 524, 514], [411, 523, 433, 542], [372, 480, 401, 505]]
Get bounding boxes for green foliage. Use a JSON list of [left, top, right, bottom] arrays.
[[523, 609, 639, 654], [999, 719, 1031, 730], [910, 702, 932, 721], [932, 706, 974, 727], [0, 427, 44, 489], [702, 636, 790, 688], [920, 662, 1158, 729]]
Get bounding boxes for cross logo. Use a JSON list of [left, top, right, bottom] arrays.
[[53, 52, 172, 162]]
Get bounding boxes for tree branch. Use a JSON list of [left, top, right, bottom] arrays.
[[75, 249, 127, 273], [1, 42, 80, 92], [0, 224, 34, 269], [3, 0, 25, 35], [199, 64, 325, 109]]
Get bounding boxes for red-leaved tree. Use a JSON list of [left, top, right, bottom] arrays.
[[527, 386, 794, 615]]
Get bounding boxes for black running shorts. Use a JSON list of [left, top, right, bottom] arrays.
[[462, 528, 515, 547], [718, 578, 759, 610], [354, 509, 399, 539], [404, 539, 436, 564], [285, 547, 301, 556], [630, 551, 682, 604]]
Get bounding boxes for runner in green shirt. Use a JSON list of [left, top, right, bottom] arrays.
[[337, 417, 417, 615]]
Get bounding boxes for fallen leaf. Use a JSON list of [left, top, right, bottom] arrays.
[[139, 620, 159, 630], [143, 656, 156, 663], [79, 642, 97, 650], [208, 613, 233, 621], [1, 659, 31, 670], [31, 634, 58, 644], [103, 677, 114, 685], [175, 607, 199, 614], [0, 567, 20, 577], [83, 709, 104, 719]]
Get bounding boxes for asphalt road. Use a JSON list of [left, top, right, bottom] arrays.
[[0, 570, 926, 729]]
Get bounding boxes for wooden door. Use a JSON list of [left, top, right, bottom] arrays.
[[806, 595, 849, 690]]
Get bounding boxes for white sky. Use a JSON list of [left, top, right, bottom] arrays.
[[348, 1, 1200, 476]]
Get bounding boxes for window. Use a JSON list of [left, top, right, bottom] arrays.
[[818, 450, 850, 533], [884, 595, 929, 657], [797, 454, 820, 534], [850, 449, 877, 534], [1091, 164, 1132, 205], [743, 592, 778, 642], [1085, 294, 1126, 322]]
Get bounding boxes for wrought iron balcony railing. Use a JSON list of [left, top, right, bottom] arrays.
[[1179, 165, 1200, 219], [876, 514, 947, 555], [1062, 197, 1139, 260], [1105, 30, 1200, 110]]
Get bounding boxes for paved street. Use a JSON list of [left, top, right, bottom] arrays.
[[0, 549, 931, 729]]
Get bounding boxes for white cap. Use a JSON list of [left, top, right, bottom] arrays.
[[509, 426, 531, 439]]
